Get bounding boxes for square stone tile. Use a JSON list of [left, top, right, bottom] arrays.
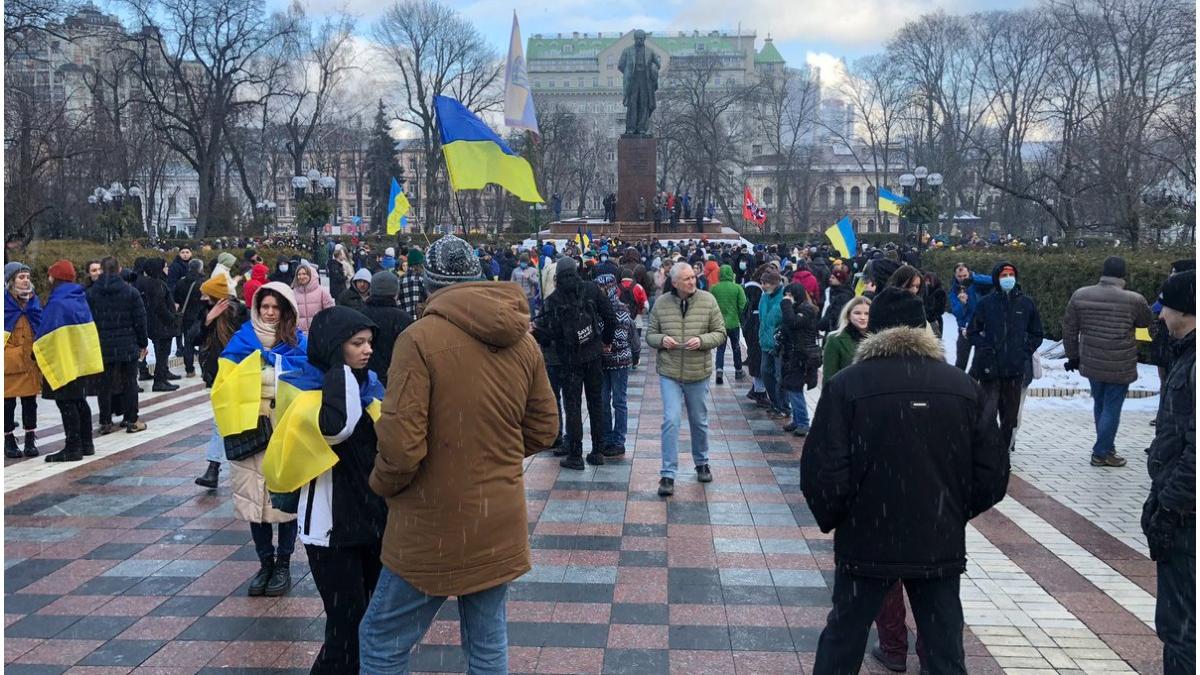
[[77, 638, 167, 667]]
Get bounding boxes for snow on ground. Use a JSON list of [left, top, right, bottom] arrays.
[[940, 313, 1162, 413]]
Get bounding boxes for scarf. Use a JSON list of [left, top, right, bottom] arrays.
[[251, 312, 279, 349]]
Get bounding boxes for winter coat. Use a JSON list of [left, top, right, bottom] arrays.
[[173, 271, 206, 337], [87, 273, 148, 363], [924, 283, 947, 327], [4, 294, 42, 398], [779, 290, 821, 391], [242, 264, 269, 307], [533, 271, 618, 368], [371, 282, 559, 596], [703, 260, 721, 289], [328, 258, 349, 299], [197, 302, 248, 388], [801, 325, 1008, 578], [511, 265, 539, 310], [742, 282, 763, 377], [818, 284, 854, 333], [167, 255, 190, 292], [1142, 331, 1195, 555], [968, 262, 1044, 381], [337, 287, 366, 310], [646, 288, 726, 384], [358, 297, 413, 386], [822, 325, 863, 381], [136, 259, 179, 341], [758, 286, 785, 352], [601, 287, 634, 370], [710, 265, 748, 330], [948, 273, 993, 331], [292, 267, 336, 333], [1063, 276, 1155, 385], [299, 306, 388, 548]]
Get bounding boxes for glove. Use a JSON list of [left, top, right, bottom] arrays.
[[1147, 508, 1180, 561], [1064, 359, 1080, 372]]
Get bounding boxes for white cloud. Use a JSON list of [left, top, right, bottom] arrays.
[[805, 51, 848, 91]]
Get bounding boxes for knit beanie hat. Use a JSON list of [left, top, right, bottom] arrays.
[[869, 258, 901, 289], [4, 261, 29, 284], [594, 273, 617, 288], [407, 248, 425, 267], [385, 247, 395, 257], [352, 268, 372, 284], [48, 260, 77, 283], [1159, 270, 1195, 315], [200, 276, 234, 300], [867, 286, 927, 332], [1102, 256, 1127, 279], [370, 270, 400, 299], [188, 259, 204, 273], [1171, 259, 1196, 274], [422, 235, 483, 292], [555, 256, 579, 278], [217, 252, 237, 268]]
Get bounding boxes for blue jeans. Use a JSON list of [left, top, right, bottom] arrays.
[[786, 389, 810, 428], [715, 327, 743, 370], [205, 418, 224, 464], [1088, 379, 1128, 458], [601, 367, 629, 449], [359, 567, 508, 675], [659, 376, 710, 479], [761, 350, 787, 412]]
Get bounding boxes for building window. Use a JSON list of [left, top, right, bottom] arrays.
[[880, 218, 889, 233], [850, 186, 860, 208], [534, 80, 541, 88], [578, 78, 584, 88], [548, 80, 555, 88], [818, 187, 829, 209], [834, 186, 845, 208], [607, 76, 613, 87], [763, 187, 773, 206], [867, 219, 877, 233], [188, 197, 198, 217], [167, 194, 176, 215], [593, 77, 598, 87], [866, 185, 876, 205], [751, 144, 762, 156], [563, 79, 569, 88]]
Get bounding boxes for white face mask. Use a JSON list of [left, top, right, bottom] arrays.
[[280, 264, 289, 272]]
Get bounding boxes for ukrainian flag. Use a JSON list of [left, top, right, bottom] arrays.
[[575, 227, 590, 250], [386, 177, 411, 235], [32, 284, 103, 391], [262, 373, 385, 493], [824, 215, 857, 259], [878, 187, 909, 216], [4, 291, 42, 346], [435, 95, 543, 203], [211, 322, 323, 437]]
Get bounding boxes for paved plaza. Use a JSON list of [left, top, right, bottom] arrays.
[[3, 349, 1164, 674]]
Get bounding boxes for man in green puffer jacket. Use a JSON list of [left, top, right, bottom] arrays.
[[709, 264, 748, 385], [646, 262, 727, 497]]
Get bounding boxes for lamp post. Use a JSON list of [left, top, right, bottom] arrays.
[[898, 166, 943, 251], [89, 182, 134, 243], [293, 169, 335, 260], [254, 200, 277, 235]]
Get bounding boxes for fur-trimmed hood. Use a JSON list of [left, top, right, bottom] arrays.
[[853, 325, 943, 363]]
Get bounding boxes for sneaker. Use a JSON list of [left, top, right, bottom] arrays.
[[97, 423, 116, 436], [870, 645, 907, 672], [164, 371, 182, 381], [601, 445, 626, 459], [715, 371, 723, 385], [770, 409, 790, 419], [657, 477, 675, 497], [585, 451, 605, 466], [696, 464, 713, 483], [1091, 453, 1127, 467], [783, 422, 798, 433], [793, 426, 810, 437], [734, 370, 745, 381], [126, 421, 148, 434], [746, 389, 758, 401], [755, 398, 772, 409], [185, 370, 198, 378], [560, 456, 585, 470]]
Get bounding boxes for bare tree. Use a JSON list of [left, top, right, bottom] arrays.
[[753, 65, 820, 232]]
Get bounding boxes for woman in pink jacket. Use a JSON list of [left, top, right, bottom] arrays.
[[291, 262, 334, 333]]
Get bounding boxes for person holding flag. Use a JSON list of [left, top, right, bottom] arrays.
[[36, 260, 105, 462], [5, 262, 43, 458], [385, 177, 411, 235]]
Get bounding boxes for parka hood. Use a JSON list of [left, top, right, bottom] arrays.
[[424, 281, 530, 349], [718, 264, 735, 283], [854, 326, 944, 363], [991, 260, 1018, 290], [306, 305, 377, 372]]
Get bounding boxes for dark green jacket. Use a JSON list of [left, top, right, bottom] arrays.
[[709, 265, 747, 330], [823, 328, 862, 381]]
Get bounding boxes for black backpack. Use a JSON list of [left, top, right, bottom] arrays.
[[617, 282, 640, 319], [555, 292, 601, 357]]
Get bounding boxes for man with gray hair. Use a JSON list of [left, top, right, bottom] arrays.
[[646, 261, 727, 496]]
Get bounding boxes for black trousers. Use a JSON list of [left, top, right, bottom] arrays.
[[563, 360, 606, 458], [954, 331, 972, 371], [99, 361, 139, 425], [980, 376, 1023, 452], [306, 542, 383, 675], [1158, 525, 1196, 675], [814, 569, 965, 675], [152, 337, 174, 382], [5, 396, 37, 433], [55, 398, 93, 453], [546, 363, 568, 447], [180, 327, 198, 374]]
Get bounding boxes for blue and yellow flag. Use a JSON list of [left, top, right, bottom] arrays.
[[211, 322, 324, 437], [33, 284, 103, 391], [825, 216, 857, 259], [575, 227, 590, 250], [878, 187, 909, 216], [4, 291, 42, 346], [434, 95, 544, 203], [386, 177, 411, 235], [262, 372, 385, 493]]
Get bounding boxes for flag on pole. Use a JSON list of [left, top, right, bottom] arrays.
[[743, 186, 767, 229], [575, 227, 590, 249], [878, 187, 909, 215], [504, 12, 539, 135], [824, 215, 857, 259], [435, 95, 544, 203], [385, 177, 411, 234]]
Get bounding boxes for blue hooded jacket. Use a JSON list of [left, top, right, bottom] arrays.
[[967, 261, 1044, 380], [948, 271, 994, 329], [758, 285, 785, 352]]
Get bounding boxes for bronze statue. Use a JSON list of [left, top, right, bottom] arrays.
[[618, 30, 661, 136]]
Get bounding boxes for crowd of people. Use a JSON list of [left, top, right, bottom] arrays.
[[3, 231, 1193, 674]]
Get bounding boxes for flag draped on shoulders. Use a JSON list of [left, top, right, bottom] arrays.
[[211, 321, 323, 437], [4, 291, 42, 346], [262, 371, 385, 494], [33, 284, 103, 391]]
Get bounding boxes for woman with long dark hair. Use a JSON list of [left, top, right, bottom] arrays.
[[778, 282, 820, 436], [742, 263, 769, 405], [193, 276, 248, 489]]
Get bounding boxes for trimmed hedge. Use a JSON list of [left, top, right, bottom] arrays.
[[921, 248, 1193, 339]]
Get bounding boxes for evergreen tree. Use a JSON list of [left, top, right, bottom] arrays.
[[367, 100, 403, 231]]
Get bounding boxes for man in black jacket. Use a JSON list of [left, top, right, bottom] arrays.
[[358, 271, 413, 386], [87, 257, 150, 433], [802, 286, 1008, 675], [1142, 270, 1195, 675], [136, 258, 181, 391], [533, 257, 616, 470], [172, 259, 206, 378]]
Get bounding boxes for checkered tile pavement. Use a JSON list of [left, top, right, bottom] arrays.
[[3, 347, 1165, 674]]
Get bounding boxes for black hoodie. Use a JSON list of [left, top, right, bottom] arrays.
[[135, 257, 178, 340], [534, 264, 617, 367], [967, 261, 1044, 381], [86, 273, 149, 362]]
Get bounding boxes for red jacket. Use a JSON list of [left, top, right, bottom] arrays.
[[620, 278, 648, 315], [242, 263, 269, 306]]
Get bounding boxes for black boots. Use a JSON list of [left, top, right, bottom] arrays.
[[152, 381, 180, 392], [265, 555, 291, 596], [80, 432, 95, 457], [195, 461, 220, 489], [23, 431, 38, 457], [247, 557, 274, 596], [4, 434, 21, 458], [44, 445, 83, 462]]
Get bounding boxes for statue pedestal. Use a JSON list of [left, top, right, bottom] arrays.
[[617, 135, 656, 223]]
